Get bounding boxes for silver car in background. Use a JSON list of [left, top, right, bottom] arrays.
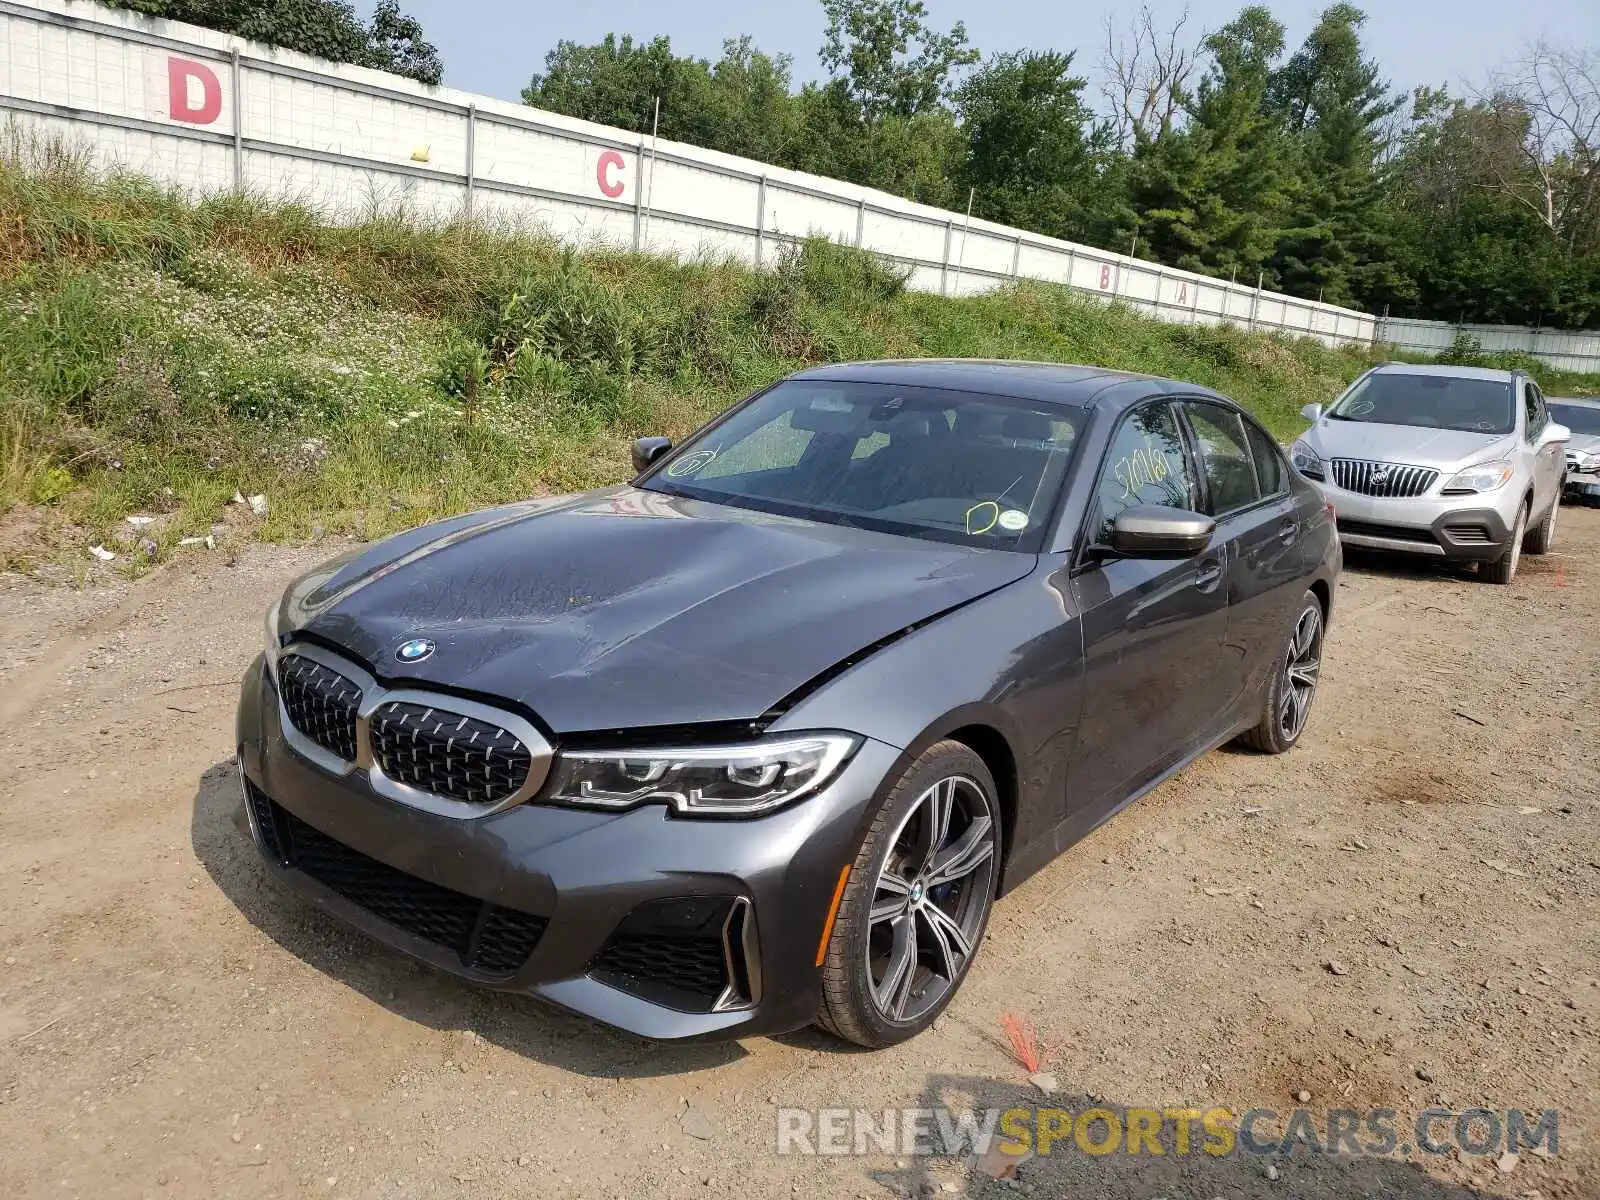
[[1551, 396, 1600, 506], [1289, 364, 1569, 584]]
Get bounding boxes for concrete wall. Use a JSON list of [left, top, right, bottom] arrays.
[[1376, 317, 1600, 378], [0, 0, 1408, 350]]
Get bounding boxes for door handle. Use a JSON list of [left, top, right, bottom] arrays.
[[1193, 559, 1223, 592], [1277, 519, 1298, 544]]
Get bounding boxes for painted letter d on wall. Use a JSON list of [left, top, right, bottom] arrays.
[[168, 58, 222, 125]]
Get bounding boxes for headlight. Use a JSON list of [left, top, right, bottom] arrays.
[[545, 733, 859, 817], [263, 598, 286, 676], [1572, 450, 1598, 471], [1289, 438, 1325, 480], [1441, 460, 1515, 494]]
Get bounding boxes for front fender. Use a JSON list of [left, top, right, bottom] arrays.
[[770, 563, 1083, 888]]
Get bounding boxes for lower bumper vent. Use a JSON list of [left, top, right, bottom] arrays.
[[244, 780, 546, 976], [591, 895, 758, 1013], [1442, 524, 1493, 544]]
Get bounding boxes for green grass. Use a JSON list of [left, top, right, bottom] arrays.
[[2, 132, 1595, 570]]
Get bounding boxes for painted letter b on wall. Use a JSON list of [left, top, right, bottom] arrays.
[[168, 57, 222, 125]]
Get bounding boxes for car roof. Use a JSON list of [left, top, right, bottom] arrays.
[[1369, 362, 1517, 382], [787, 358, 1232, 411]]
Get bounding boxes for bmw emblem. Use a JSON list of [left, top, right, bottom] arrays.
[[395, 638, 435, 664]]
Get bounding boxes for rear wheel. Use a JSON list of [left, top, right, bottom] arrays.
[[1240, 592, 1323, 754], [815, 742, 999, 1048], [1525, 496, 1558, 555], [1482, 504, 1527, 584]]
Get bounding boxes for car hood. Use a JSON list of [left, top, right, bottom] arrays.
[[1566, 431, 1600, 456], [1306, 420, 1513, 470], [281, 487, 1033, 733]]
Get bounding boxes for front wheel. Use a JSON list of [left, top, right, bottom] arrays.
[[1524, 496, 1558, 555], [815, 742, 1000, 1048], [1239, 592, 1324, 754], [1482, 504, 1528, 584]]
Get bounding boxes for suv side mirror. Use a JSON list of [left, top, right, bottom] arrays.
[[1539, 422, 1571, 449], [1300, 403, 1323, 422], [632, 436, 673, 473], [1110, 506, 1215, 558]]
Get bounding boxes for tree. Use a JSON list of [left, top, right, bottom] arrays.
[[523, 36, 801, 164], [818, 0, 977, 125], [1385, 86, 1599, 327], [523, 35, 704, 135], [366, 0, 442, 85], [955, 51, 1106, 239], [1124, 6, 1289, 278], [1264, 4, 1404, 306], [106, 0, 442, 85], [1481, 44, 1600, 251], [1100, 4, 1203, 151]]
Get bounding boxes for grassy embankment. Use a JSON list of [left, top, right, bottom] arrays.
[[2, 138, 1595, 571]]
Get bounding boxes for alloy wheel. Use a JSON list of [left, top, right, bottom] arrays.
[[1278, 604, 1323, 742], [867, 775, 997, 1023]]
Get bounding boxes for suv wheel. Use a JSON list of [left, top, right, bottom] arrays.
[[1482, 504, 1527, 584], [1524, 497, 1558, 555], [816, 741, 999, 1048]]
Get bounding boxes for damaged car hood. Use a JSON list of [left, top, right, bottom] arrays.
[[281, 487, 1034, 733]]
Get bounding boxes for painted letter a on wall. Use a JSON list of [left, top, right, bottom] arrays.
[[168, 58, 222, 125]]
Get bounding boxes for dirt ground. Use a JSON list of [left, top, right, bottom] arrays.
[[1, 508, 1596, 1200]]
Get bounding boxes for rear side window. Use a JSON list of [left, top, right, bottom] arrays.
[[1183, 402, 1261, 515], [1091, 402, 1197, 540], [1243, 420, 1286, 495]]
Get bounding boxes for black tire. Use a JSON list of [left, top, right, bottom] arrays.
[[1482, 504, 1527, 584], [1525, 496, 1558, 555], [815, 741, 1000, 1048], [1239, 591, 1324, 754]]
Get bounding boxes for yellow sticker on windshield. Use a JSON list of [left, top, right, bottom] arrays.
[[965, 501, 1001, 536], [666, 449, 718, 477]]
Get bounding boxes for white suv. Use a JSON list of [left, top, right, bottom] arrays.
[[1290, 364, 1569, 584]]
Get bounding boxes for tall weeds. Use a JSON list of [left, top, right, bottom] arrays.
[[0, 132, 1593, 568]]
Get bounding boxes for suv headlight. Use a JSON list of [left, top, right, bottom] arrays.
[[546, 733, 859, 817], [1441, 460, 1515, 494], [1289, 438, 1326, 480]]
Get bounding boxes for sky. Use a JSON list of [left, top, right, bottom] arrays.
[[400, 0, 1596, 108]]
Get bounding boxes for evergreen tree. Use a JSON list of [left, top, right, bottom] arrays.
[[954, 51, 1107, 240], [1125, 6, 1289, 280], [1266, 4, 1404, 306]]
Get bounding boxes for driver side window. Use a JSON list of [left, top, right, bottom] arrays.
[[1092, 403, 1198, 541]]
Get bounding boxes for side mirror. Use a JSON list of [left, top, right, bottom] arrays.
[[1110, 505, 1215, 558], [631, 436, 673, 474], [1540, 422, 1571, 449], [1300, 403, 1323, 423]]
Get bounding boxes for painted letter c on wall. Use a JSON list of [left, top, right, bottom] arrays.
[[168, 57, 222, 125], [597, 150, 625, 199]]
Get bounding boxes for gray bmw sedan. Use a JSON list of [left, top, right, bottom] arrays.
[[237, 360, 1340, 1047]]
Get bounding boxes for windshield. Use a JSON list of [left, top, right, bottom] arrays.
[[1328, 373, 1514, 435], [642, 380, 1084, 551], [1551, 402, 1600, 437]]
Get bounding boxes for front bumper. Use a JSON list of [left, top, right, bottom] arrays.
[[1564, 471, 1600, 504], [235, 655, 899, 1040], [1316, 483, 1519, 562]]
